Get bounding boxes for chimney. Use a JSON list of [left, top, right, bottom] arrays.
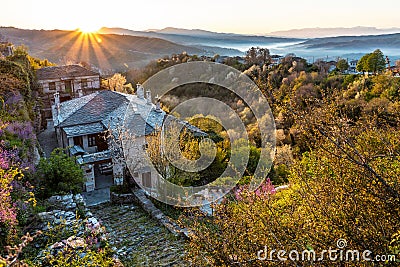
[[146, 90, 152, 105], [57, 107, 61, 123], [155, 95, 161, 112], [54, 91, 60, 106], [136, 83, 144, 99]]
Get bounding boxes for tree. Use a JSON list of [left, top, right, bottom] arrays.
[[314, 58, 330, 74], [367, 49, 386, 74], [184, 123, 400, 267], [356, 53, 369, 73], [244, 47, 271, 67], [146, 120, 201, 187], [336, 58, 349, 72], [104, 73, 135, 94], [103, 73, 127, 92], [257, 47, 271, 66], [35, 148, 84, 198], [245, 47, 258, 66], [356, 49, 386, 74]]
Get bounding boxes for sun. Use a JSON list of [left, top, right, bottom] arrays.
[[78, 25, 100, 34]]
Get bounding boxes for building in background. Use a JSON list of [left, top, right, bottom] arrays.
[[37, 64, 101, 130], [37, 64, 100, 97]]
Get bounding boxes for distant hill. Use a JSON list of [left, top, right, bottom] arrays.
[[297, 33, 400, 50], [98, 27, 244, 56], [268, 26, 400, 38], [0, 27, 204, 71], [98, 27, 302, 51], [99, 27, 400, 59], [152, 27, 228, 37], [100, 27, 225, 37]]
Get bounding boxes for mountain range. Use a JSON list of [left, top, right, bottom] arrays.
[[97, 27, 400, 62], [97, 27, 300, 53], [267, 26, 400, 38], [1, 26, 399, 72], [297, 33, 400, 49]]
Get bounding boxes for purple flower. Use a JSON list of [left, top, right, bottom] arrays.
[[4, 93, 23, 106], [0, 145, 19, 169], [21, 159, 35, 172], [5, 121, 36, 140], [0, 148, 12, 169], [0, 157, 8, 169]]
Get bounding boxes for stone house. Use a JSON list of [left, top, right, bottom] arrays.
[[37, 64, 101, 130], [37, 64, 100, 97], [52, 85, 205, 192], [349, 60, 358, 72]]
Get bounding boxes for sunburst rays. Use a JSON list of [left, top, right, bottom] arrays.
[[53, 30, 113, 70]]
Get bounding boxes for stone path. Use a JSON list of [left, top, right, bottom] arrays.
[[82, 188, 110, 207], [90, 203, 189, 266], [37, 121, 58, 158]]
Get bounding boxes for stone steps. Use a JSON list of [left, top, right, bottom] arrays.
[[89, 203, 189, 266]]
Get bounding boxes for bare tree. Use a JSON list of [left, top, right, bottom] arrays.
[[104, 73, 127, 92], [396, 59, 400, 71]]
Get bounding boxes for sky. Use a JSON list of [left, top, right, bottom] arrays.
[[1, 0, 399, 34]]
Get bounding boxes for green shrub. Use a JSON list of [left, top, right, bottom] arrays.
[[35, 148, 84, 199]]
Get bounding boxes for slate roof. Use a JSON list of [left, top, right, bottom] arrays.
[[76, 150, 112, 164], [59, 90, 128, 128], [55, 90, 166, 137], [53, 93, 98, 127], [37, 65, 99, 80], [123, 108, 157, 136], [63, 122, 105, 137], [69, 145, 85, 156], [55, 90, 205, 138]]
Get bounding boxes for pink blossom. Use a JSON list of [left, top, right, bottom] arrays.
[[0, 189, 17, 226], [234, 178, 276, 202]]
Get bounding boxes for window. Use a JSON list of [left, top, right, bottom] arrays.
[[48, 82, 56, 91], [64, 80, 72, 91], [88, 134, 97, 147], [73, 136, 83, 147], [81, 79, 88, 88], [142, 143, 149, 150], [142, 172, 151, 188]]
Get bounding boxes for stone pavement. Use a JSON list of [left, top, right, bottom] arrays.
[[37, 121, 58, 158], [82, 188, 110, 207], [90, 203, 189, 266]]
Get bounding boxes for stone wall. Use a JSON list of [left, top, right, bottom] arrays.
[[110, 191, 136, 204], [130, 188, 190, 238], [35, 194, 108, 262]]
